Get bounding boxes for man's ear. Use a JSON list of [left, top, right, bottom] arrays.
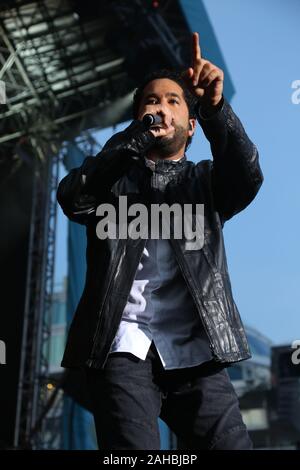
[[188, 118, 196, 136]]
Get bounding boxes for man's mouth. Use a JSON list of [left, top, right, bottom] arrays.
[[151, 123, 175, 130]]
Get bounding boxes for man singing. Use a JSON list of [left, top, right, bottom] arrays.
[[57, 32, 263, 450]]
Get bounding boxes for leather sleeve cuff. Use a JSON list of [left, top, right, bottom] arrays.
[[195, 95, 225, 121], [195, 96, 242, 142]]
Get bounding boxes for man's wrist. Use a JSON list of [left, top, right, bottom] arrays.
[[197, 95, 224, 120]]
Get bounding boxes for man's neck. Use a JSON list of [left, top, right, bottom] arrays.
[[146, 144, 186, 162], [145, 153, 185, 163], [145, 155, 183, 163]]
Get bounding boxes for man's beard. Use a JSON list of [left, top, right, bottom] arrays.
[[151, 123, 188, 158]]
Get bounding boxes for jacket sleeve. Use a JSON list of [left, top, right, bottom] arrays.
[[196, 96, 264, 224], [56, 120, 155, 225]]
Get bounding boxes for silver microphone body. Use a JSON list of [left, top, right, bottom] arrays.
[[142, 114, 163, 128]]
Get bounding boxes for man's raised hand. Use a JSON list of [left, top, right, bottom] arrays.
[[182, 32, 224, 108]]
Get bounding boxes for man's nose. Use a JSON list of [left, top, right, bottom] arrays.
[[155, 108, 172, 126]]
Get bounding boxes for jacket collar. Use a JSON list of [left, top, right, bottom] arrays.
[[144, 154, 187, 173], [142, 155, 187, 191]]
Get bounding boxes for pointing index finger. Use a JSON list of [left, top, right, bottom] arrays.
[[192, 32, 202, 68]]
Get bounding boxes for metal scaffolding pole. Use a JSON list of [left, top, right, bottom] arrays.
[[14, 139, 61, 449]]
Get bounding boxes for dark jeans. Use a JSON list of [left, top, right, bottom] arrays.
[[85, 341, 252, 450]]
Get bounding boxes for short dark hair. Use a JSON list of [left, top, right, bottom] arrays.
[[132, 69, 197, 151]]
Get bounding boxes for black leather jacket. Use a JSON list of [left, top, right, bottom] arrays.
[[57, 97, 264, 369]]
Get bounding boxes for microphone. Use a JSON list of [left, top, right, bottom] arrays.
[[142, 114, 163, 128]]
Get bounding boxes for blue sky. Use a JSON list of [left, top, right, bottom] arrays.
[[55, 0, 300, 345]]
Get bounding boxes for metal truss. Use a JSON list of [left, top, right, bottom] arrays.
[[0, 0, 192, 148], [13, 138, 61, 449], [0, 0, 130, 149]]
